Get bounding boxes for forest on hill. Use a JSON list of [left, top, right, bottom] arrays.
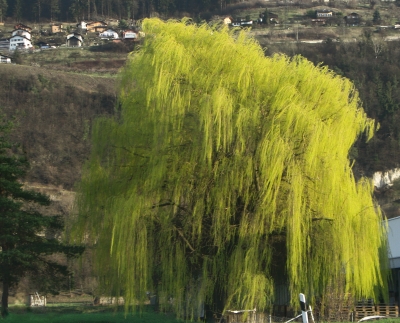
[[0, 0, 230, 23]]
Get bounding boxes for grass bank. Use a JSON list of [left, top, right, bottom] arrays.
[[4, 306, 182, 323]]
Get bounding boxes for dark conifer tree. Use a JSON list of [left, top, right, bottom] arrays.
[[0, 118, 84, 318]]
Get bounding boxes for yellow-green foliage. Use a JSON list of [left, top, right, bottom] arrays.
[[73, 18, 388, 318]]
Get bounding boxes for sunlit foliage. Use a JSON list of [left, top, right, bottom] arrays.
[[73, 18, 388, 318]]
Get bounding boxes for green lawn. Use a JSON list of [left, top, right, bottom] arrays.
[[3, 306, 183, 323]]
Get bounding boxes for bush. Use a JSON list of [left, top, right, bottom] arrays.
[[12, 50, 23, 65], [89, 42, 135, 53]]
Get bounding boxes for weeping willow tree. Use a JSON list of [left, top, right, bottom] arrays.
[[72, 18, 388, 319]]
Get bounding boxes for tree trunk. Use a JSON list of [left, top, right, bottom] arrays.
[[1, 279, 9, 318]]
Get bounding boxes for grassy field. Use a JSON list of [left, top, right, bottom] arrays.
[[4, 306, 400, 323], [4, 306, 183, 323], [18, 47, 129, 76]]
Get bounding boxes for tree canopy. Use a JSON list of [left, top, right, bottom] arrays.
[[0, 118, 84, 318], [73, 19, 388, 319]]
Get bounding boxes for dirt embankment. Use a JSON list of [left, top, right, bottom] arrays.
[[0, 64, 117, 193]]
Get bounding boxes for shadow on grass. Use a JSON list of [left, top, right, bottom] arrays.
[[4, 305, 182, 323]]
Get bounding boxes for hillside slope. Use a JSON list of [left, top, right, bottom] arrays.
[[0, 64, 116, 191]]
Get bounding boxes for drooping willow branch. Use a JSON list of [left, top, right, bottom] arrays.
[[72, 18, 389, 319]]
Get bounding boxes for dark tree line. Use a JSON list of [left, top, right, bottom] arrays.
[[0, 0, 236, 22]]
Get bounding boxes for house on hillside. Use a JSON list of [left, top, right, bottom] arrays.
[[0, 53, 12, 63], [87, 21, 107, 33], [66, 33, 84, 47], [94, 25, 109, 33], [14, 23, 32, 33], [51, 24, 63, 34], [344, 12, 361, 26], [9, 34, 32, 50], [311, 18, 326, 26], [0, 38, 10, 51], [94, 26, 110, 34], [223, 16, 232, 25], [99, 29, 119, 39], [316, 9, 333, 18], [77, 21, 87, 31], [37, 41, 50, 49], [11, 28, 31, 40], [230, 17, 253, 28], [122, 29, 138, 40]]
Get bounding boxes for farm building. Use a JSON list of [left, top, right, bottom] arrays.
[[0, 53, 12, 63], [99, 29, 119, 39], [66, 33, 84, 47]]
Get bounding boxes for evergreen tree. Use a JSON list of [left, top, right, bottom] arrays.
[[0, 0, 7, 23], [0, 118, 84, 318], [33, 0, 42, 22], [70, 0, 86, 21], [373, 9, 381, 24], [13, 0, 21, 21], [49, 0, 60, 21], [73, 19, 388, 319]]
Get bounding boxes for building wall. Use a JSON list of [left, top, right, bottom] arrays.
[[9, 36, 32, 50], [388, 216, 400, 267], [11, 30, 31, 40], [388, 216, 400, 308]]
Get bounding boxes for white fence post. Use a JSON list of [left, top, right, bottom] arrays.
[[300, 293, 309, 323]]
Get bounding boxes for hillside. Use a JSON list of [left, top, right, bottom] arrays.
[[0, 63, 116, 195], [0, 61, 119, 303]]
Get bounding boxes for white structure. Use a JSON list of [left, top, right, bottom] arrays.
[[98, 296, 124, 305], [30, 292, 46, 306], [373, 168, 400, 189], [77, 21, 88, 30], [0, 54, 11, 63], [11, 29, 31, 40], [122, 30, 137, 40], [9, 35, 32, 51], [316, 10, 333, 18], [388, 216, 400, 268], [223, 17, 232, 25], [99, 29, 119, 39]]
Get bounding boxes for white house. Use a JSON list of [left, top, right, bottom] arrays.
[[11, 29, 31, 40], [99, 29, 119, 39], [77, 21, 88, 30], [316, 10, 333, 18], [9, 35, 32, 51], [0, 53, 12, 63], [122, 29, 137, 40]]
